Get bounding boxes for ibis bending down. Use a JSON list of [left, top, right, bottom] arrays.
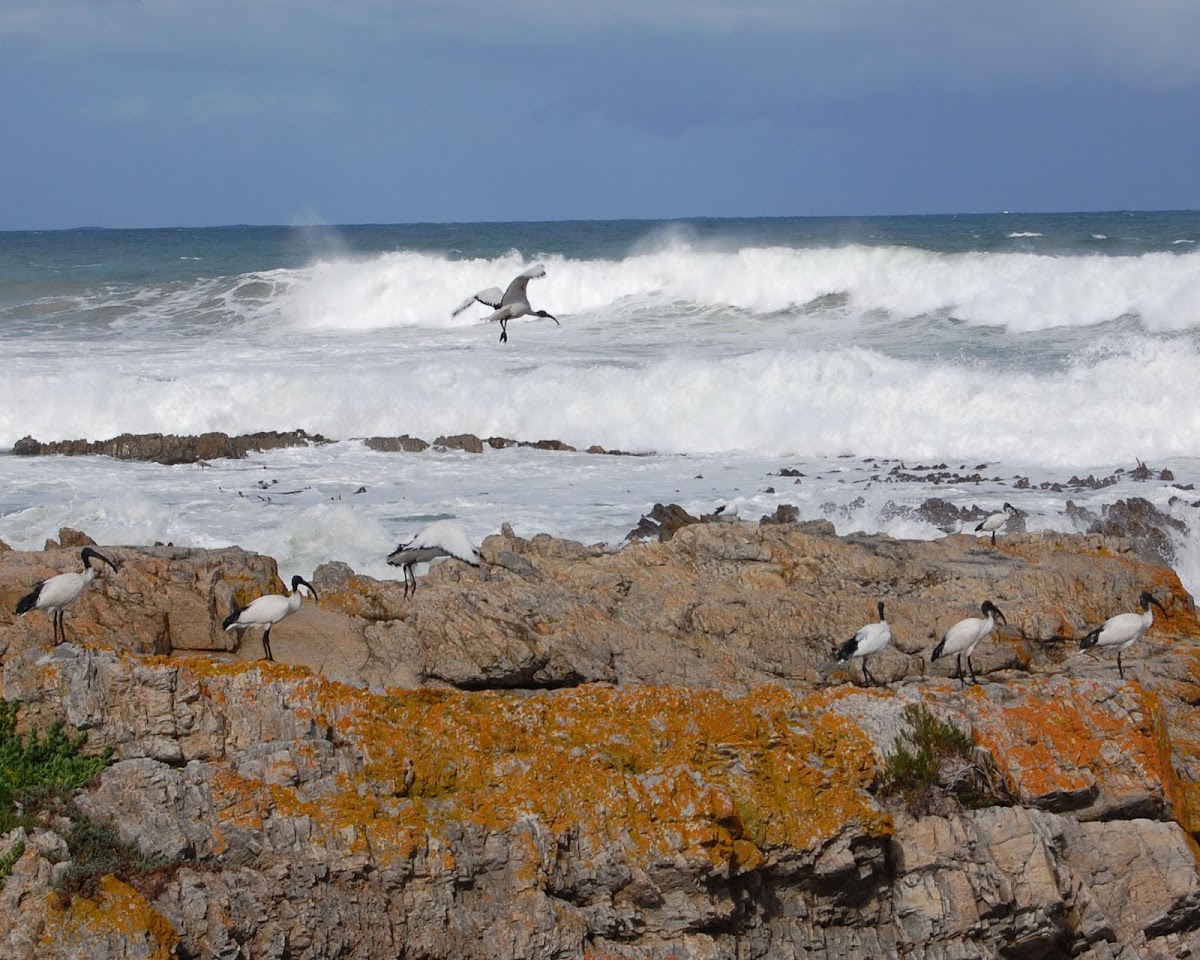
[[387, 519, 481, 598], [14, 546, 119, 645], [715, 502, 739, 521], [931, 600, 1006, 687], [222, 574, 318, 662], [976, 503, 1018, 544], [451, 264, 558, 344], [836, 600, 892, 686], [1079, 591, 1165, 679]]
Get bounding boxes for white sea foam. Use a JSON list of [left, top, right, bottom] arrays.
[[1006, 231, 1044, 238], [264, 244, 1200, 336], [4, 330, 1199, 469], [7, 243, 1199, 340]]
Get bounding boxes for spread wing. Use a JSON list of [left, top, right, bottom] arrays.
[[451, 286, 505, 317], [500, 264, 546, 306]]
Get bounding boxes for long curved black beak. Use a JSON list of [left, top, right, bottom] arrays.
[[300, 577, 319, 602], [537, 310, 560, 326], [82, 547, 119, 573]]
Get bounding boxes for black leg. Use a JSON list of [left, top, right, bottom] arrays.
[[862, 659, 877, 686], [991, 530, 996, 544], [953, 654, 964, 686], [1117, 650, 1124, 680], [262, 627, 273, 661], [500, 319, 508, 344], [968, 655, 979, 685]]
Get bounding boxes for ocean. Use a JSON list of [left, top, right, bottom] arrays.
[[2, 212, 1199, 590]]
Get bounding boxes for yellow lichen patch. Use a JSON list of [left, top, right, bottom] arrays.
[[968, 679, 1167, 809], [341, 683, 890, 872], [175, 656, 312, 683], [43, 875, 178, 960], [135, 663, 891, 877]]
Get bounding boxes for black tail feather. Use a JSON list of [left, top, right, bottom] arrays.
[[931, 637, 946, 661], [835, 637, 858, 663], [14, 583, 43, 615], [1079, 627, 1102, 650], [222, 603, 243, 630]]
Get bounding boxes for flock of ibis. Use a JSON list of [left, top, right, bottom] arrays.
[[11, 498, 1170, 685]]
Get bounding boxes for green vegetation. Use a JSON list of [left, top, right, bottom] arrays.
[[54, 816, 177, 902], [0, 698, 111, 834], [0, 697, 178, 900], [878, 703, 1011, 815], [0, 839, 25, 888]]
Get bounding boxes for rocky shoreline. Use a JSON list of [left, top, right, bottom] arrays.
[[2, 516, 1200, 958], [10, 429, 652, 464]]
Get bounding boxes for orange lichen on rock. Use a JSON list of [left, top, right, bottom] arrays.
[[43, 876, 178, 960], [339, 683, 890, 871], [158, 662, 890, 877], [965, 678, 1170, 814]]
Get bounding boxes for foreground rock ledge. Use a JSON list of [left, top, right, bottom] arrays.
[[2, 522, 1200, 958]]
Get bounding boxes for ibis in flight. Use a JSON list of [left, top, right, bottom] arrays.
[[452, 264, 559, 344]]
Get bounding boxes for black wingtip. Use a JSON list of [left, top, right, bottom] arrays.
[[930, 638, 946, 661], [15, 585, 42, 615], [835, 637, 858, 663], [1079, 628, 1102, 650], [221, 603, 242, 630]]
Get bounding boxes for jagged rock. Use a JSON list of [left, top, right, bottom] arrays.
[[433, 433, 485, 454], [1086, 497, 1188, 566], [523, 439, 576, 451], [363, 434, 430, 452], [10, 430, 327, 464], [55, 528, 96, 549], [626, 502, 701, 542], [4, 641, 1200, 959], [5, 523, 1200, 958], [761, 504, 800, 524]]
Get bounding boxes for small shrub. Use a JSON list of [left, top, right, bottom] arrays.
[[0, 699, 112, 833], [54, 814, 178, 902], [0, 699, 180, 902], [0, 839, 25, 889], [878, 704, 1011, 815]]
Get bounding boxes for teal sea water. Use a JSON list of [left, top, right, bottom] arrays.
[[1, 211, 1199, 587]]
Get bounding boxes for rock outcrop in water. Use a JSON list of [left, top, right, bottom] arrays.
[[3, 521, 1200, 959], [11, 430, 327, 465]]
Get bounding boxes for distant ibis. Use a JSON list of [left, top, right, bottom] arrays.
[[387, 519, 481, 598], [836, 600, 892, 686], [14, 547, 119, 645], [222, 574, 318, 661], [1079, 591, 1165, 679], [931, 600, 1006, 686], [976, 503, 1017, 544]]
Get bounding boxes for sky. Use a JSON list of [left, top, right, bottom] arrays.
[[1, 0, 1198, 229]]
